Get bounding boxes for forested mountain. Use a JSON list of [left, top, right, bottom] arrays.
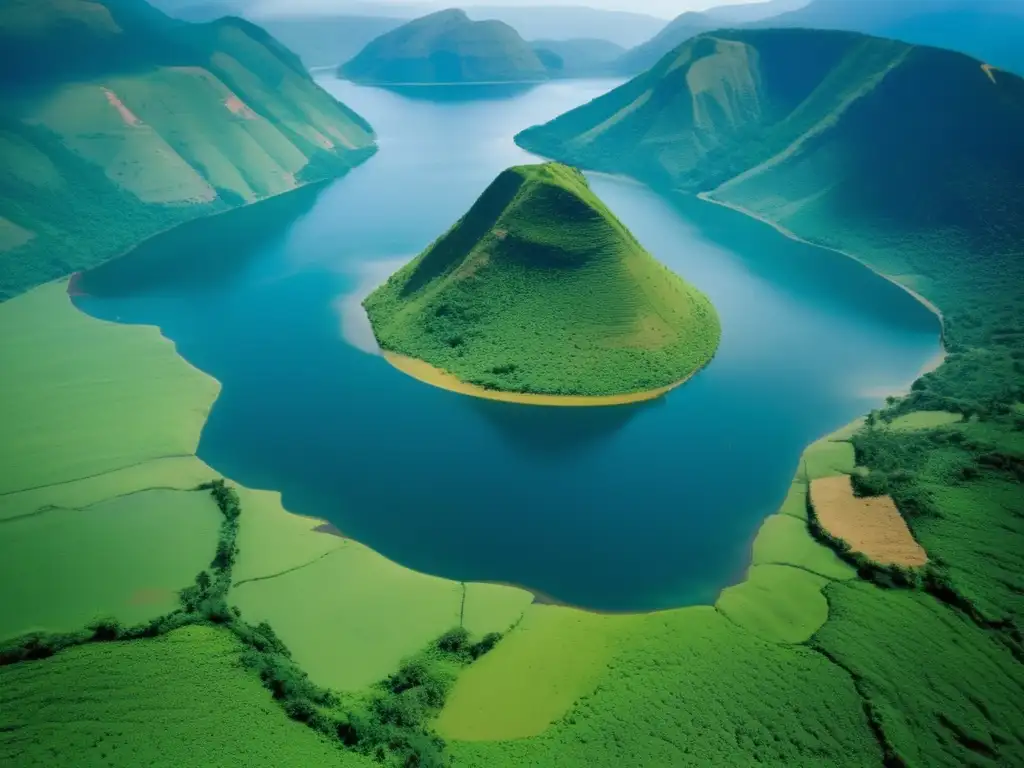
[[0, 0, 375, 299], [339, 9, 550, 84]]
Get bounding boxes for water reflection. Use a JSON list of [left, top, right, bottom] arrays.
[[78, 183, 328, 298], [377, 82, 540, 102], [470, 396, 659, 457]]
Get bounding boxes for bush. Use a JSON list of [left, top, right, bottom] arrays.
[[88, 617, 124, 641]]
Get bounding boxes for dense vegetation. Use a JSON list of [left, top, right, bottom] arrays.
[[364, 162, 720, 396], [0, 480, 502, 767], [0, 0, 376, 300], [339, 9, 550, 85]]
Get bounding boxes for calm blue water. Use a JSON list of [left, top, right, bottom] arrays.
[[75, 77, 941, 612]]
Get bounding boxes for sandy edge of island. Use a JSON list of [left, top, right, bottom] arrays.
[[383, 351, 698, 407]]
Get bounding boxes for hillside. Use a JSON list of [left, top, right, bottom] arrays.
[[339, 9, 550, 85], [363, 162, 720, 397], [0, 0, 376, 300]]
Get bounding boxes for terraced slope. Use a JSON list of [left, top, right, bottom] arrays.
[[339, 8, 550, 85], [363, 162, 720, 397], [0, 0, 376, 300]]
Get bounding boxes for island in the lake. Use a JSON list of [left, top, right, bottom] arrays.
[[338, 8, 552, 85], [362, 162, 721, 404]]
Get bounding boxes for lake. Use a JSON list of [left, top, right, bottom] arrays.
[[74, 77, 941, 612]]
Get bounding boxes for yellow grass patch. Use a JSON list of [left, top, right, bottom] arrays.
[[810, 475, 927, 567]]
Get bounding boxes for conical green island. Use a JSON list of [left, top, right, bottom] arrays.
[[363, 162, 720, 399]]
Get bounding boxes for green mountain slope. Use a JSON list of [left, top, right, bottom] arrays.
[[363, 162, 720, 397], [517, 29, 1024, 354], [339, 8, 550, 85], [0, 0, 376, 300]]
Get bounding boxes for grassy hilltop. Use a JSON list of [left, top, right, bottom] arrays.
[[0, 0, 376, 300], [339, 8, 551, 85], [363, 162, 720, 397]]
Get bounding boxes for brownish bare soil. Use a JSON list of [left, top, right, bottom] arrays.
[[810, 475, 928, 567]]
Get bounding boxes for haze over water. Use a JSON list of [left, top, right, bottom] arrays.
[[75, 77, 941, 612]]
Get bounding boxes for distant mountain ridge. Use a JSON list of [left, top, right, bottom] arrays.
[[758, 0, 1024, 75], [0, 0, 376, 299], [340, 9, 550, 84]]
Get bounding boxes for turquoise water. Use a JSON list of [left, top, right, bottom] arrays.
[[75, 78, 941, 612]]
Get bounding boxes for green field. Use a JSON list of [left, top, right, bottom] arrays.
[[233, 535, 530, 691], [0, 282, 218, 497], [0, 489, 219, 641], [0, 626, 371, 768], [365, 162, 720, 396], [437, 605, 639, 741], [450, 606, 883, 767], [716, 564, 831, 643]]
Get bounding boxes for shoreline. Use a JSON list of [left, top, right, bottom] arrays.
[[700, 189, 946, 393], [341, 78, 551, 88], [696, 191, 947, 348], [695, 191, 947, 400], [382, 351, 699, 407], [55, 154, 378, 302]]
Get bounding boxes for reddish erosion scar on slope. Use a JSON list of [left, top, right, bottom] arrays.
[[103, 88, 142, 126]]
